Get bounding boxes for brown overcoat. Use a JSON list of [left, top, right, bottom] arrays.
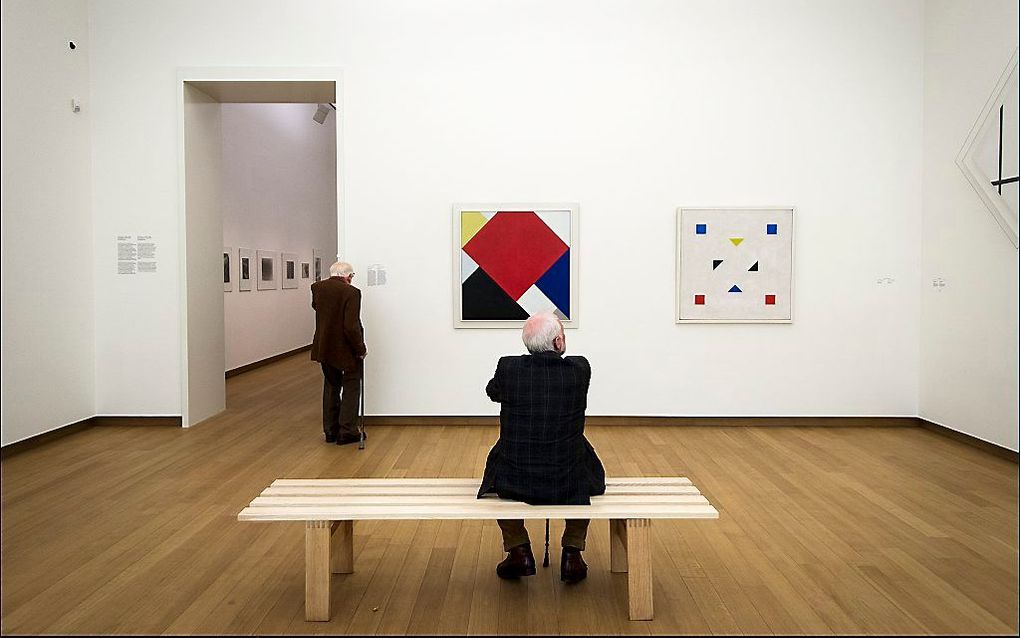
[[310, 277, 366, 373]]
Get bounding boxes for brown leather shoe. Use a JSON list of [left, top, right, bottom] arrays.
[[496, 543, 537, 579], [560, 546, 588, 583]]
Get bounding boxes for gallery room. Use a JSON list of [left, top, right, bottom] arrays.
[[1, 0, 1017, 635]]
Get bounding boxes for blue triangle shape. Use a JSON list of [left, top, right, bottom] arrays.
[[728, 285, 742, 293]]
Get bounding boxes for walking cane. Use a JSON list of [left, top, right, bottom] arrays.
[[357, 358, 366, 450], [543, 519, 550, 567]]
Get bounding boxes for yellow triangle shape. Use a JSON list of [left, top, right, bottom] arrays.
[[461, 212, 489, 247], [729, 237, 744, 246]]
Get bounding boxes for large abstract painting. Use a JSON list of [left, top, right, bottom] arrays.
[[677, 208, 794, 323], [454, 203, 578, 328], [957, 48, 1018, 247]]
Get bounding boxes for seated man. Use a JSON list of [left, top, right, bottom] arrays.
[[477, 312, 606, 583]]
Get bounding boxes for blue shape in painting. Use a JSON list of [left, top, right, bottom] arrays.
[[766, 223, 778, 235], [728, 285, 742, 293], [536, 249, 570, 317], [695, 224, 707, 235]]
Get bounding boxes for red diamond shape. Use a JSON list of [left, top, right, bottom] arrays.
[[463, 212, 568, 300]]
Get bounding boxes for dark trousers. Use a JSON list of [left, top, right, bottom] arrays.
[[321, 363, 361, 438], [497, 519, 590, 552]]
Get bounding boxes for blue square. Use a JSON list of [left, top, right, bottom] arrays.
[[766, 223, 778, 235], [695, 224, 707, 235]]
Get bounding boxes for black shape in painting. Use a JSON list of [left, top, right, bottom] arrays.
[[287, 261, 295, 280], [241, 257, 250, 280], [223, 253, 230, 283], [261, 257, 274, 281]]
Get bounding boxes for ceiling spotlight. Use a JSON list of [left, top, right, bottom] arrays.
[[313, 103, 336, 124]]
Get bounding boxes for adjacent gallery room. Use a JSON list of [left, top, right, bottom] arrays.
[[1, 0, 1017, 635]]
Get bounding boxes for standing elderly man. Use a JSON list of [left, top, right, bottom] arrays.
[[311, 261, 367, 445], [477, 312, 606, 583]]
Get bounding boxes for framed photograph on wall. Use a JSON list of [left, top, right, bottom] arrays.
[[301, 262, 311, 279], [453, 203, 579, 329], [676, 207, 795, 323], [282, 252, 299, 289], [312, 249, 323, 282], [223, 246, 233, 292], [238, 248, 254, 292], [257, 249, 279, 290]]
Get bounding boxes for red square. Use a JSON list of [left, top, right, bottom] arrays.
[[765, 294, 776, 305], [694, 294, 705, 305]]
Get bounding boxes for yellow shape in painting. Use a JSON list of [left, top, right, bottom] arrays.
[[461, 212, 489, 246], [729, 237, 744, 246]]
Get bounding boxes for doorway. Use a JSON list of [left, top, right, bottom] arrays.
[[178, 70, 342, 427]]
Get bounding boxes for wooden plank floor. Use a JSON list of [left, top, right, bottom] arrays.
[[2, 353, 1017, 635]]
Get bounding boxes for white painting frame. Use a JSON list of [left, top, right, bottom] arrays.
[[223, 246, 233, 292], [453, 202, 579, 329], [257, 249, 279, 290], [238, 247, 254, 292], [676, 207, 795, 324], [282, 252, 299, 289]]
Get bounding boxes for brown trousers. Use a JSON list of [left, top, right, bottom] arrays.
[[497, 519, 590, 552], [321, 363, 361, 438]]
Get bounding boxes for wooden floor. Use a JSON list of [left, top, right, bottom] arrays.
[[2, 354, 1017, 635]]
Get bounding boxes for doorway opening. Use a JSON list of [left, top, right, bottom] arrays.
[[179, 72, 341, 426]]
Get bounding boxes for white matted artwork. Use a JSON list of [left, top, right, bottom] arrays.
[[956, 48, 1018, 247], [453, 203, 578, 329], [223, 247, 233, 292], [676, 207, 794, 323], [282, 252, 299, 289], [257, 249, 278, 290], [238, 247, 254, 292], [312, 249, 324, 282]]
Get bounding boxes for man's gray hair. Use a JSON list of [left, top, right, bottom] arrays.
[[329, 261, 353, 277], [521, 312, 561, 354]]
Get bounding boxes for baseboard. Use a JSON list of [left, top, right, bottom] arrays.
[[1, 415, 182, 459], [226, 344, 312, 378], [917, 418, 1019, 463], [364, 416, 920, 427]]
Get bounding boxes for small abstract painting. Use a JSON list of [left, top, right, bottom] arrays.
[[301, 262, 310, 279], [454, 203, 578, 328], [677, 208, 794, 323]]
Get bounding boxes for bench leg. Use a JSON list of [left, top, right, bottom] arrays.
[[610, 519, 628, 573], [626, 518, 653, 620], [331, 520, 354, 574], [305, 521, 331, 621]]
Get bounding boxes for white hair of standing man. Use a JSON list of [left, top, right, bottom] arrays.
[[329, 261, 354, 278], [521, 312, 563, 354]]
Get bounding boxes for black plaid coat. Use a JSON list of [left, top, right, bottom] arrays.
[[477, 351, 606, 505]]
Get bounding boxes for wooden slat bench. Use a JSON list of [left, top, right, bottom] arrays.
[[237, 477, 718, 621]]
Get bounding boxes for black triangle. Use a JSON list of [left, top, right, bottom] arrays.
[[462, 268, 529, 320], [748, 261, 759, 272], [712, 259, 723, 270]]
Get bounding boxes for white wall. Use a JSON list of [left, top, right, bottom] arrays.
[[87, 0, 924, 418], [1, 0, 95, 445], [222, 103, 338, 371], [921, 0, 1019, 450]]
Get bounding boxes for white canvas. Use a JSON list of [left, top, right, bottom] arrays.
[[223, 246, 233, 292], [238, 247, 254, 292], [677, 208, 794, 323], [257, 249, 278, 290], [282, 252, 299, 289]]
